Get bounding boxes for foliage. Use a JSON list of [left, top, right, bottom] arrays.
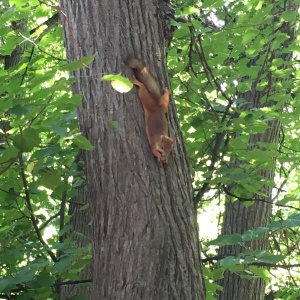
[[169, 0, 300, 299], [0, 1, 92, 299]]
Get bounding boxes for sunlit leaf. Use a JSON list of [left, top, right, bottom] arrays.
[[102, 74, 132, 93]]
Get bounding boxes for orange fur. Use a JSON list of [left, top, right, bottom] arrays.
[[127, 58, 175, 163]]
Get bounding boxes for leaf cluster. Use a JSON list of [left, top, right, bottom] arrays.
[[0, 1, 93, 299], [170, 0, 300, 298]]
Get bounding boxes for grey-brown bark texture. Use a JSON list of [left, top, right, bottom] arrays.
[[1, 20, 26, 137], [218, 128, 279, 300], [217, 2, 295, 299], [59, 1, 205, 299]]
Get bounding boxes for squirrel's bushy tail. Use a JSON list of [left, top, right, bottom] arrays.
[[125, 57, 162, 102]]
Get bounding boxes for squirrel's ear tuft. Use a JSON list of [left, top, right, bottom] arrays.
[[124, 56, 134, 65], [125, 57, 145, 69]]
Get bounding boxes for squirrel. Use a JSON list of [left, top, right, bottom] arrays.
[[126, 57, 175, 163]]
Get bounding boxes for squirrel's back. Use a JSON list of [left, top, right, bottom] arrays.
[[125, 57, 162, 102]]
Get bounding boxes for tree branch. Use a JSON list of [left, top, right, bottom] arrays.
[[29, 13, 59, 38], [19, 154, 58, 262]]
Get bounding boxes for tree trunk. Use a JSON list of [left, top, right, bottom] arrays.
[[59, 1, 205, 299], [218, 127, 279, 300], [1, 19, 26, 136], [217, 2, 296, 299]]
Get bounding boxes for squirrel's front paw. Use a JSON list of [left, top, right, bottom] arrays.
[[129, 76, 137, 83], [158, 151, 167, 163]]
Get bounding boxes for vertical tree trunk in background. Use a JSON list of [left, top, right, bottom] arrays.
[[1, 20, 26, 136], [4, 20, 26, 70], [218, 2, 295, 299], [59, 1, 205, 299], [218, 126, 280, 300]]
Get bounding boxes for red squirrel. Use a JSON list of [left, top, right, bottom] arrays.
[[126, 57, 175, 163]]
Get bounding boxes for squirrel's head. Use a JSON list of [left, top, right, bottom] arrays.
[[160, 135, 176, 163]]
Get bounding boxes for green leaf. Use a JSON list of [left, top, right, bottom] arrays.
[[0, 225, 10, 233], [212, 267, 225, 280], [27, 69, 57, 88], [61, 54, 96, 72], [260, 254, 285, 263], [73, 134, 94, 150], [59, 224, 72, 236], [0, 278, 10, 293], [182, 6, 199, 15], [48, 124, 68, 137], [228, 264, 245, 273], [33, 143, 61, 159], [10, 104, 31, 116], [9, 0, 27, 6], [102, 74, 132, 93], [13, 128, 41, 152], [281, 11, 297, 22], [241, 227, 268, 241], [32, 271, 54, 288], [269, 213, 300, 230], [220, 256, 242, 267], [79, 203, 89, 211], [242, 28, 260, 45], [248, 265, 271, 281], [287, 290, 300, 300], [208, 233, 243, 246], [107, 119, 120, 130], [52, 256, 72, 272], [36, 169, 62, 190], [29, 0, 39, 5], [174, 25, 190, 39], [0, 146, 19, 164]]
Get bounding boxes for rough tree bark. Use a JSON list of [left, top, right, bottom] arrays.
[[218, 127, 280, 300], [217, 1, 296, 299], [60, 1, 205, 299]]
